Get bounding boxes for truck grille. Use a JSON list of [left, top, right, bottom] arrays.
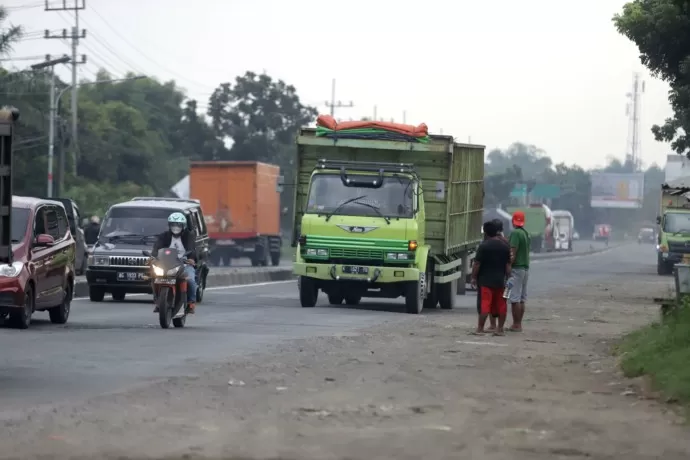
[[668, 241, 690, 254], [109, 256, 150, 267], [329, 248, 383, 259]]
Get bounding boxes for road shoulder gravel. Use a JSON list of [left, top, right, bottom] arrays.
[[3, 259, 690, 459]]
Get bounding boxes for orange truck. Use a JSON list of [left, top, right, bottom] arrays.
[[189, 161, 283, 267]]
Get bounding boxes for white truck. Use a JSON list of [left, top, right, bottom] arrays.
[[551, 210, 574, 251]]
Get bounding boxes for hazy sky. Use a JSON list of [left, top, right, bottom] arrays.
[[5, 0, 675, 170]]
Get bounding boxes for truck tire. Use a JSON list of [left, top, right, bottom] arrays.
[[423, 261, 437, 309], [657, 255, 671, 276], [299, 276, 318, 308], [271, 251, 281, 266], [344, 294, 361, 305], [328, 293, 343, 305], [438, 280, 456, 310], [404, 273, 424, 314]]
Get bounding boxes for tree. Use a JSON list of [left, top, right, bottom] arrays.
[[0, 6, 23, 56], [207, 71, 318, 229], [485, 142, 553, 179], [614, 1, 690, 155]]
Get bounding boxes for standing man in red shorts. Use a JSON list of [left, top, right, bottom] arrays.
[[470, 220, 512, 335]]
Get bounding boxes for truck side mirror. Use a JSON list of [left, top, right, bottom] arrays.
[[656, 216, 661, 225], [276, 175, 284, 193]]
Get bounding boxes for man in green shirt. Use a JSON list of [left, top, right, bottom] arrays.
[[508, 211, 530, 332]]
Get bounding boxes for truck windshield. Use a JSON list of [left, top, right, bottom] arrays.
[[664, 212, 690, 233], [101, 207, 178, 239], [306, 174, 414, 218]]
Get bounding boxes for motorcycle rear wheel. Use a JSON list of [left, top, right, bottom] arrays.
[[157, 286, 173, 329]]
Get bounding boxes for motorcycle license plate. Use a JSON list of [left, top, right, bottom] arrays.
[[154, 278, 176, 284], [342, 265, 369, 275]]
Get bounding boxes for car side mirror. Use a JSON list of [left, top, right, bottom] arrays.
[[656, 216, 661, 225], [33, 234, 55, 248]]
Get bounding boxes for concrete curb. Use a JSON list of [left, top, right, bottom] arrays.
[[531, 242, 626, 262], [73, 268, 295, 298]]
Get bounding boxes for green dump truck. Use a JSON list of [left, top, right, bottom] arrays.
[[506, 204, 550, 252], [291, 128, 484, 314], [657, 178, 690, 275]]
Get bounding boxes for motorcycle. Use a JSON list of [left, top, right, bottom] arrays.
[[142, 248, 193, 329]]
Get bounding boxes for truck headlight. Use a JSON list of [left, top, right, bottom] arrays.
[[93, 255, 109, 266], [316, 249, 328, 256], [0, 262, 24, 277], [306, 248, 317, 256], [387, 253, 409, 260]]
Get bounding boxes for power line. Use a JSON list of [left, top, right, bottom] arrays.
[[44, 0, 86, 177], [325, 78, 354, 117]]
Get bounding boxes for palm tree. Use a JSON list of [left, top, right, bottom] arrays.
[[0, 6, 23, 56]]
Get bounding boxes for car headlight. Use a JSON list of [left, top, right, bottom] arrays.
[[0, 262, 24, 277], [93, 255, 109, 266], [152, 265, 164, 276]]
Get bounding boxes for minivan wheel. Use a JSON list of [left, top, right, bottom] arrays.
[[10, 287, 34, 329], [49, 283, 71, 324]]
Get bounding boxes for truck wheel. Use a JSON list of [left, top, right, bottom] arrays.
[[657, 255, 671, 275], [344, 294, 361, 305], [438, 280, 456, 310], [328, 293, 344, 305], [404, 273, 424, 314], [271, 251, 281, 266], [89, 286, 105, 302], [299, 276, 318, 308]]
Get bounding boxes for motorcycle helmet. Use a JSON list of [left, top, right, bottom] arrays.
[[167, 212, 186, 236]]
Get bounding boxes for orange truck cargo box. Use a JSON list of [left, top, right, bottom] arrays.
[[190, 161, 280, 239]]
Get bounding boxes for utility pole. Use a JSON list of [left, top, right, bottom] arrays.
[[31, 55, 71, 198], [44, 0, 87, 177], [625, 72, 645, 172], [325, 79, 354, 118]]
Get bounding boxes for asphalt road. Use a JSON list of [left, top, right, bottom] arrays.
[[0, 241, 655, 415]]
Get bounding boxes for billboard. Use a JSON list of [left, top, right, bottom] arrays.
[[590, 172, 644, 208]]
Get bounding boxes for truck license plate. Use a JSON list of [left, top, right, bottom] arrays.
[[342, 265, 369, 275], [154, 278, 176, 284], [117, 272, 145, 281]]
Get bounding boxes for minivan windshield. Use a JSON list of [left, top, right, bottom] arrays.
[[305, 174, 414, 218], [101, 207, 179, 241], [11, 207, 30, 243]]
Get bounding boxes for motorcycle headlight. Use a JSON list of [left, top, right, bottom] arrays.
[[166, 267, 180, 276], [152, 265, 164, 276], [0, 262, 24, 277]]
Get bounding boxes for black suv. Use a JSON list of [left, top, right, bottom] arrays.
[[85, 197, 210, 302]]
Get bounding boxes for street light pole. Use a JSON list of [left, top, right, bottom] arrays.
[[31, 55, 71, 198]]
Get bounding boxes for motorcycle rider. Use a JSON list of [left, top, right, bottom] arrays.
[[151, 212, 198, 314]]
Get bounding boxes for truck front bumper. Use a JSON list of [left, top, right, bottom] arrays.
[[294, 262, 419, 283]]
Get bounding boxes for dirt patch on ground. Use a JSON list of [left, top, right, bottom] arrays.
[[2, 270, 690, 459]]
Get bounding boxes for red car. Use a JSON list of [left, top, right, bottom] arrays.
[[0, 196, 76, 329]]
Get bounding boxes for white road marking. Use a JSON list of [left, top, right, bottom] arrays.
[[456, 340, 508, 347]]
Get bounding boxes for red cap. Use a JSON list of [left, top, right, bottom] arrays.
[[512, 211, 525, 226]]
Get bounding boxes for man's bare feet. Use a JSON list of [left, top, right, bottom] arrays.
[[508, 325, 522, 332], [469, 329, 485, 335]]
